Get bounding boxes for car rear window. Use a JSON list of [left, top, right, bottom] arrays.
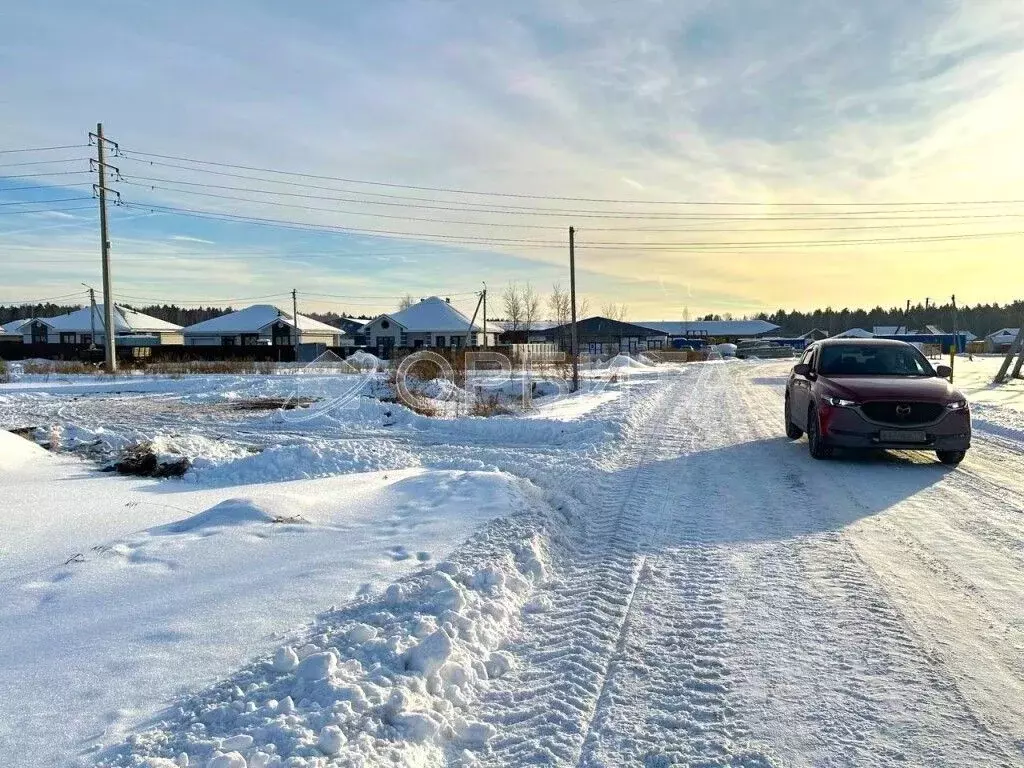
[[818, 344, 934, 376]]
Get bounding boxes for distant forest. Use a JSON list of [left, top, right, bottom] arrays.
[[753, 300, 1024, 337], [0, 304, 372, 328]]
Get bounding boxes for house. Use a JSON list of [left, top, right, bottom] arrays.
[[19, 305, 183, 345], [1, 318, 30, 342], [833, 328, 874, 339], [496, 320, 560, 344], [542, 316, 670, 355], [800, 328, 830, 341], [985, 328, 1020, 353], [360, 296, 497, 355], [637, 319, 780, 341], [182, 304, 343, 347], [333, 316, 367, 344]]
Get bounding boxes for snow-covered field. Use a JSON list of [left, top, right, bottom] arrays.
[[2, 357, 1024, 767]]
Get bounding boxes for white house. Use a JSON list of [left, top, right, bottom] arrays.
[[182, 304, 343, 347], [985, 328, 1020, 352], [833, 328, 875, 339], [360, 296, 496, 354], [1, 318, 30, 342], [20, 305, 183, 345]]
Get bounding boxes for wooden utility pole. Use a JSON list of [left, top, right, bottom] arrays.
[[482, 283, 488, 348], [82, 283, 98, 350], [949, 294, 957, 382], [569, 226, 579, 392], [292, 289, 300, 363], [90, 122, 118, 372]]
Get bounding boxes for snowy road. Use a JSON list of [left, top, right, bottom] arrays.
[[4, 360, 1024, 766], [467, 360, 1024, 766]]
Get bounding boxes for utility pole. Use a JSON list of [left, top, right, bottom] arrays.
[[89, 123, 119, 372], [569, 226, 579, 392], [82, 283, 98, 350], [950, 294, 957, 382], [482, 283, 488, 348], [292, 289, 300, 363]]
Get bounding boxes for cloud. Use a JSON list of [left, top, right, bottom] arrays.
[[169, 235, 215, 244], [2, 1, 1024, 316]]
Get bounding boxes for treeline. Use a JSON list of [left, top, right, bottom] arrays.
[[754, 300, 1024, 337], [0, 304, 81, 325]]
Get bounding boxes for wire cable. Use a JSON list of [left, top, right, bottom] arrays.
[[119, 173, 1024, 226], [118, 148, 1024, 207], [0, 144, 89, 155]]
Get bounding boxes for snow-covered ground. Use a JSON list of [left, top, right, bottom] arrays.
[[2, 357, 1024, 767]]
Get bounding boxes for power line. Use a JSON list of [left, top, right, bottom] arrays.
[[1, 170, 93, 181], [116, 291, 291, 305], [119, 202, 564, 248], [0, 290, 89, 305], [0, 204, 95, 216], [0, 157, 89, 169], [0, 144, 89, 155], [118, 147, 1024, 207], [119, 201, 1024, 250], [0, 196, 94, 207], [119, 173, 1024, 226], [1, 182, 94, 193]]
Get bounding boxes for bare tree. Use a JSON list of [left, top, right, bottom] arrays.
[[502, 282, 524, 332], [578, 295, 590, 319], [398, 293, 415, 311], [522, 282, 540, 332], [549, 282, 569, 327], [601, 302, 628, 322]]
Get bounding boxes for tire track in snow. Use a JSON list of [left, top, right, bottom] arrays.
[[476, 363, 747, 766], [574, 362, 775, 767]]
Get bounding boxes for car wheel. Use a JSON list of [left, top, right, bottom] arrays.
[[807, 406, 832, 460], [785, 397, 803, 439], [936, 449, 966, 465]]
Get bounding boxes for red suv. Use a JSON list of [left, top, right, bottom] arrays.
[[784, 339, 970, 464]]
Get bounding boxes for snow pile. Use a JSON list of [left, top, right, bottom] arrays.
[[0, 429, 48, 470], [97, 537, 550, 767], [346, 351, 382, 372], [605, 353, 652, 370], [157, 498, 276, 533], [187, 439, 421, 485], [712, 343, 738, 357]]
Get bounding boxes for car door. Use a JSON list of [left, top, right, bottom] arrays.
[[789, 346, 815, 428]]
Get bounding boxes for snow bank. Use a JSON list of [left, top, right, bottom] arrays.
[[157, 498, 276, 533], [346, 350, 382, 371], [188, 439, 420, 485], [604, 353, 652, 370], [0, 429, 48, 470], [97, 534, 550, 767]]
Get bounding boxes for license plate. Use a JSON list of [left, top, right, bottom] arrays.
[[879, 430, 928, 443]]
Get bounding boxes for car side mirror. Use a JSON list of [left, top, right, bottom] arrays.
[[793, 363, 811, 376], [935, 364, 952, 378]]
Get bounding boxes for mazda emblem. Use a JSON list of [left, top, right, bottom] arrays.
[[895, 404, 912, 416]]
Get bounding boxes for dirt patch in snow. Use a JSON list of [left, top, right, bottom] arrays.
[[104, 442, 191, 478], [229, 397, 320, 411]]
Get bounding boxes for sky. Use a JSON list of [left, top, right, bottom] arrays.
[[2, 0, 1024, 321]]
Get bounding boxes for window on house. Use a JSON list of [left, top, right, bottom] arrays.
[[31, 325, 47, 344], [451, 336, 462, 348], [436, 335, 446, 347], [222, 336, 237, 346], [240, 334, 259, 346], [59, 333, 76, 344]]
